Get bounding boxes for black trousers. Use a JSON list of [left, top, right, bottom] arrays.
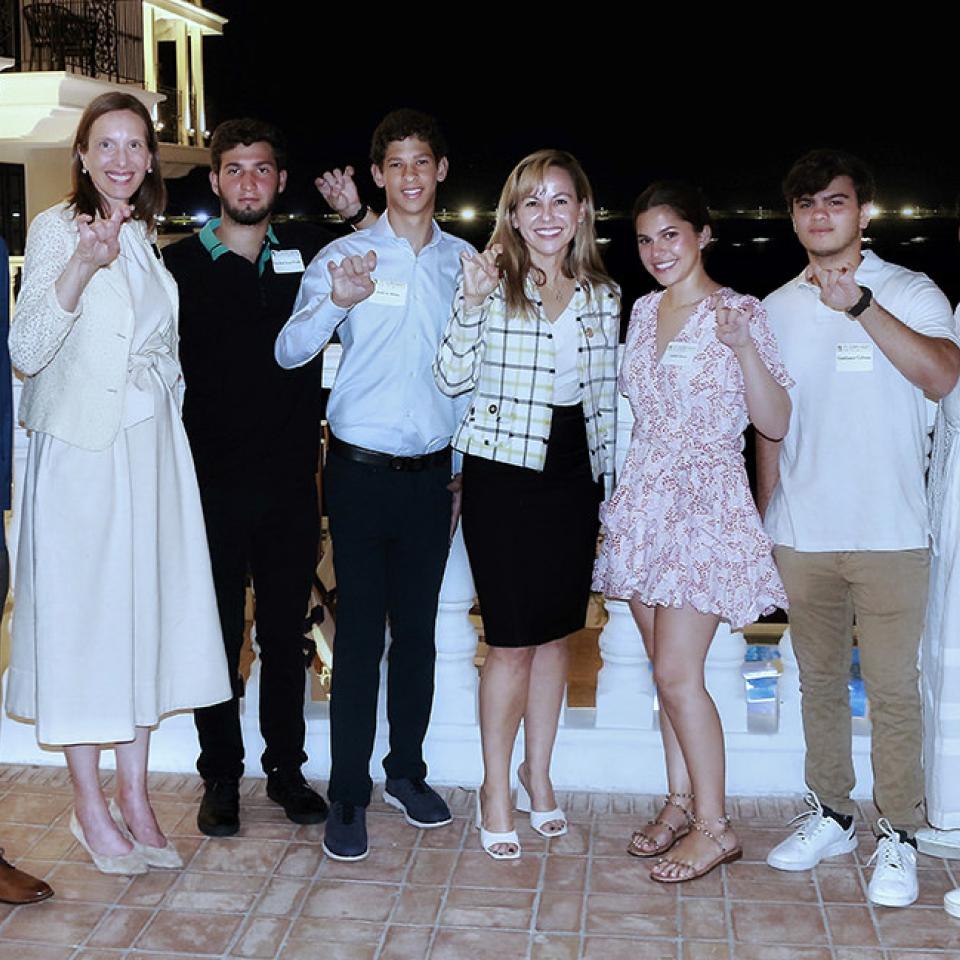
[[193, 474, 319, 781], [324, 448, 452, 805]]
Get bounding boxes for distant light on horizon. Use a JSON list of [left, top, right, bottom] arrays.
[[868, 203, 882, 217], [193, 212, 210, 223], [901, 206, 916, 217], [460, 207, 476, 221]]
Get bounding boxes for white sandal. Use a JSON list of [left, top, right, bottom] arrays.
[[516, 766, 567, 838], [475, 791, 521, 860]]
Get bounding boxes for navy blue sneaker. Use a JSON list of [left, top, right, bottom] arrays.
[[322, 802, 368, 861], [383, 778, 452, 829]]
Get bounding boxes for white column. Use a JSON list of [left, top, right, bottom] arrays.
[[777, 627, 803, 736], [595, 599, 654, 728], [704, 621, 748, 733], [431, 524, 479, 726]]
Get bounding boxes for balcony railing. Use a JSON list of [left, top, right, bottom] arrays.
[[9, 0, 143, 84]]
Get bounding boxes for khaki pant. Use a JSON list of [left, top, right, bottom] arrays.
[[775, 547, 928, 831]]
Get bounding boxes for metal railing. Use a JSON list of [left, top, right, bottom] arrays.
[[13, 0, 143, 84]]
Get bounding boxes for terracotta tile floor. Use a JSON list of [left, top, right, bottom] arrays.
[[0, 764, 958, 959]]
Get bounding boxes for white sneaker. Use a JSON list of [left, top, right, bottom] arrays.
[[916, 826, 960, 860], [867, 818, 918, 908], [945, 887, 960, 918], [766, 792, 858, 872]]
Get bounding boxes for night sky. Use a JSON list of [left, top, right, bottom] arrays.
[[169, 8, 960, 222]]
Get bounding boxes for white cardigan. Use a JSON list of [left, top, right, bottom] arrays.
[[10, 204, 180, 451]]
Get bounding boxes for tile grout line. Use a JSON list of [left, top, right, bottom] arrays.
[[372, 807, 426, 960], [722, 844, 735, 960], [424, 794, 470, 960], [810, 861, 838, 959], [576, 809, 595, 960], [524, 823, 551, 960], [215, 824, 300, 960]]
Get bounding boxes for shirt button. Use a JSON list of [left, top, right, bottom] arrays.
[[585, 327, 594, 338], [488, 404, 498, 414]]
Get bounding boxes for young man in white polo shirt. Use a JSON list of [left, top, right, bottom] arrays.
[[757, 149, 960, 907]]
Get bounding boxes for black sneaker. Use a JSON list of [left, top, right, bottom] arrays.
[[198, 778, 240, 837], [322, 801, 368, 861], [266, 769, 328, 825], [383, 777, 452, 828]]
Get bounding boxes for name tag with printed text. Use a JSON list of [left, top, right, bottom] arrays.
[[271, 249, 305, 273], [836, 342, 874, 373], [661, 341, 698, 367], [370, 279, 408, 307]]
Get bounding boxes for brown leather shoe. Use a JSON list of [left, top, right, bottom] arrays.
[[0, 850, 53, 904]]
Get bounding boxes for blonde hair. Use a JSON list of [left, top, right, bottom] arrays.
[[489, 149, 613, 317]]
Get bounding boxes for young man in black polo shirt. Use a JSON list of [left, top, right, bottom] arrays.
[[164, 119, 352, 835]]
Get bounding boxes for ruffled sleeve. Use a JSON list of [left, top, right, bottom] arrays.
[[746, 295, 794, 389]]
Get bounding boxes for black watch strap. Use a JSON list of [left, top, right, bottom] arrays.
[[847, 285, 873, 319], [343, 203, 369, 228]]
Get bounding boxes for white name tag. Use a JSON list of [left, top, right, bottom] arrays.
[[836, 342, 874, 372], [369, 279, 408, 306], [661, 341, 698, 367], [271, 249, 305, 274]]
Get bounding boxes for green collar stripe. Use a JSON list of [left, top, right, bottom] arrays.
[[199, 218, 280, 276]]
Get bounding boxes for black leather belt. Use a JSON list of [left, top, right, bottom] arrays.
[[329, 434, 451, 472]]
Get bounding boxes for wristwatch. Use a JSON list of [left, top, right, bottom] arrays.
[[846, 285, 873, 319]]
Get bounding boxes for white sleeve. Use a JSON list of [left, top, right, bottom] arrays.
[[275, 244, 349, 369]]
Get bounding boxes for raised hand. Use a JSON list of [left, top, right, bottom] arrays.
[[315, 166, 362, 218], [715, 300, 754, 351], [74, 205, 130, 269], [328, 250, 377, 308], [461, 244, 502, 308], [806, 262, 862, 313]]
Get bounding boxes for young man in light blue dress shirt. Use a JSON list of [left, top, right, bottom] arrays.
[[276, 109, 473, 861]]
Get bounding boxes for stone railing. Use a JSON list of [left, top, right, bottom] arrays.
[[0, 352, 877, 799]]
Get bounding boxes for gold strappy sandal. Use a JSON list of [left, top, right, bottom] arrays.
[[650, 813, 743, 883], [627, 792, 694, 858]]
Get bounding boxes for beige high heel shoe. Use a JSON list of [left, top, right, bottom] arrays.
[[109, 799, 183, 869], [69, 809, 146, 876]]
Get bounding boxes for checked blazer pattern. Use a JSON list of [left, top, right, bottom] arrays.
[[434, 278, 620, 492]]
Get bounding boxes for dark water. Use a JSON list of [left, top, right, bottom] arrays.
[[444, 216, 960, 335]]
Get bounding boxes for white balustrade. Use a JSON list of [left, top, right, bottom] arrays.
[[431, 524, 479, 727], [0, 354, 883, 801], [705, 621, 748, 733], [595, 599, 654, 729]]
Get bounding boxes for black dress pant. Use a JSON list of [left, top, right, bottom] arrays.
[[324, 448, 452, 806], [194, 474, 319, 781]]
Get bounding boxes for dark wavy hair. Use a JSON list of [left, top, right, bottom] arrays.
[[67, 92, 165, 229], [210, 118, 287, 173], [782, 149, 875, 207], [489, 149, 615, 318], [633, 180, 713, 233], [370, 109, 447, 167]]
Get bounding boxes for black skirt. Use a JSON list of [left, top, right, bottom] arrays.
[[461, 403, 603, 648]]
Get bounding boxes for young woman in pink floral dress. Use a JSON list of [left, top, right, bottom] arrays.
[[593, 181, 792, 882]]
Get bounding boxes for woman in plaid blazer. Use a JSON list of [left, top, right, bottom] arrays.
[[435, 150, 619, 859]]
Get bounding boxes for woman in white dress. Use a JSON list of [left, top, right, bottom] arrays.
[[919, 333, 960, 916], [7, 92, 230, 874]]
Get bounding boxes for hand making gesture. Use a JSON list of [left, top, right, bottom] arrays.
[[74, 205, 131, 269], [460, 244, 502, 310], [328, 251, 377, 309], [806, 261, 863, 314], [316, 166, 362, 220], [715, 300, 754, 352]]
